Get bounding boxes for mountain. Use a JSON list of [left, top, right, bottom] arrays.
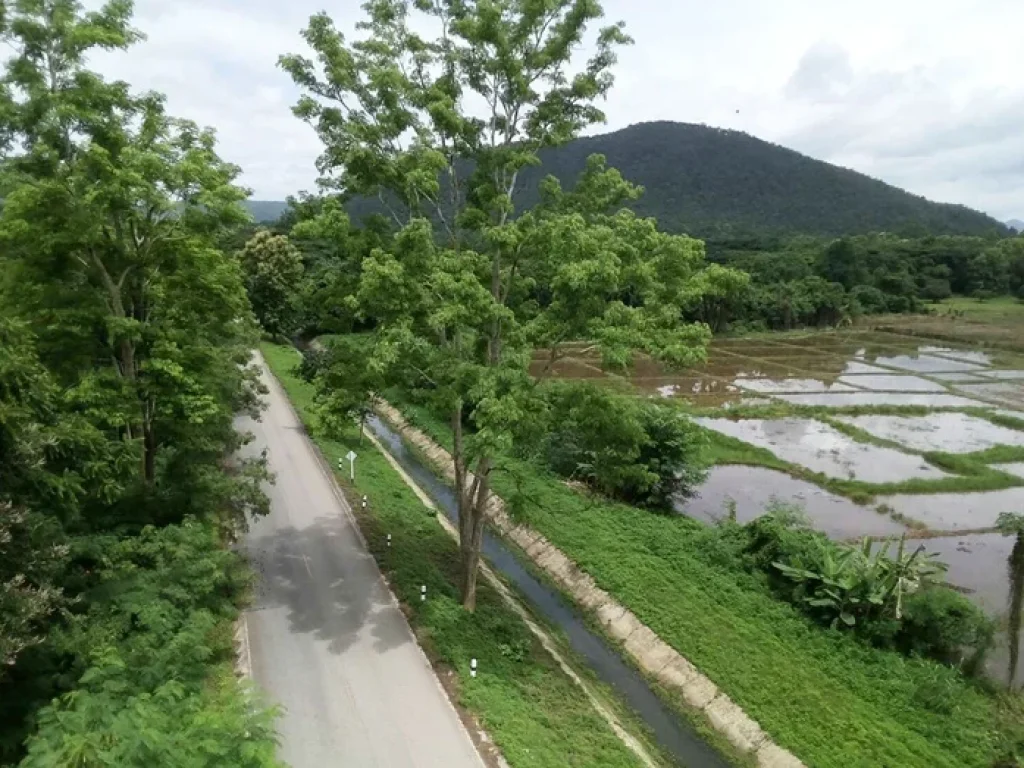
[[506, 122, 1008, 237], [1006, 219, 1024, 232], [262, 122, 1010, 237], [245, 200, 289, 223]]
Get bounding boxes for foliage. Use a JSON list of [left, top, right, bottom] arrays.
[[262, 341, 662, 768], [531, 381, 707, 508], [0, 0, 268, 532], [898, 587, 994, 670], [311, 334, 389, 442], [0, 1, 276, 761], [281, 0, 728, 609], [771, 535, 946, 630], [20, 521, 280, 768], [238, 230, 305, 336]]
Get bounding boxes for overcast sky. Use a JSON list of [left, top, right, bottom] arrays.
[[87, 0, 1023, 220]]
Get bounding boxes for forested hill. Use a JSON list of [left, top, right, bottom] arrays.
[[251, 122, 1008, 237], [515, 122, 1007, 237]]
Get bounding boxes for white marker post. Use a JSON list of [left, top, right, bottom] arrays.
[[386, 534, 392, 548], [345, 450, 357, 481], [470, 658, 477, 678], [361, 495, 367, 509], [420, 585, 427, 602]]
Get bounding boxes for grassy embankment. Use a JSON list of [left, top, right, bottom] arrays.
[[388, 393, 1024, 768], [259, 342, 667, 768]]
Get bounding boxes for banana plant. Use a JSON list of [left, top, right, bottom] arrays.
[[775, 534, 947, 630]]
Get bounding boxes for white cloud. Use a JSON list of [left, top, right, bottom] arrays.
[[83, 0, 1024, 220]]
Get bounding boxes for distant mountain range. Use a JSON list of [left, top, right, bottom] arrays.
[[245, 121, 1010, 238], [1006, 219, 1024, 232]]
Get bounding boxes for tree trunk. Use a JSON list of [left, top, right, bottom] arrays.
[[142, 404, 157, 486], [359, 410, 366, 446], [459, 456, 491, 611], [1008, 532, 1024, 687]]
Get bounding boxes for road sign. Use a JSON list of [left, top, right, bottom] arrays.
[[345, 450, 357, 480]]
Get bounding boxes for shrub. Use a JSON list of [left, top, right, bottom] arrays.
[[534, 381, 708, 509], [896, 587, 994, 668]]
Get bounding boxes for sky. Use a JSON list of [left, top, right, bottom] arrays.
[[87, 0, 1024, 221]]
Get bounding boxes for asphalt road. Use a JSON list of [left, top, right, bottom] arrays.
[[239, 354, 484, 768]]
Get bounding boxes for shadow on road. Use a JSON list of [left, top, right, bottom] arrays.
[[246, 514, 409, 655]]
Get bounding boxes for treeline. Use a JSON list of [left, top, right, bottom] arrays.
[[684, 232, 1024, 332], [0, 2, 276, 765]]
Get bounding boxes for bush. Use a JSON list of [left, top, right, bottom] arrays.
[[534, 381, 708, 509], [739, 514, 992, 669], [850, 285, 888, 315], [896, 587, 994, 668]]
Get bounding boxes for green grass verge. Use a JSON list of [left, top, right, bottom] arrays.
[[259, 343, 661, 768], [389, 393, 1023, 768]]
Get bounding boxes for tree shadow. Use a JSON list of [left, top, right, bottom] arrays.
[[246, 513, 410, 656]]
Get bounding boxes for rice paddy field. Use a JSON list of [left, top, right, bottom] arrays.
[[530, 315, 1024, 685]]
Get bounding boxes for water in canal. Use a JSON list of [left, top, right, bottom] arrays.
[[366, 415, 731, 768]]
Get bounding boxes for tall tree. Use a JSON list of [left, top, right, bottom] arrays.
[[0, 0, 265, 528], [283, 0, 718, 608], [239, 230, 305, 337]]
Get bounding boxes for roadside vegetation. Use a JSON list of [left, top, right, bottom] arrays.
[[260, 342, 666, 768], [0, 2, 278, 764]]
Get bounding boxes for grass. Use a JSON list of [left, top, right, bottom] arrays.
[[389, 392, 1024, 768], [259, 342, 662, 768]]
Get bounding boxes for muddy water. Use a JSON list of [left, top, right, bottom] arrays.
[[956, 382, 1024, 409], [979, 370, 1024, 380], [678, 465, 907, 539], [774, 392, 982, 408], [695, 417, 949, 483], [871, 353, 987, 374], [874, 487, 1024, 531], [835, 412, 1024, 454], [836, 374, 947, 392], [732, 378, 857, 394]]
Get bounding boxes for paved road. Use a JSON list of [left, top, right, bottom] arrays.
[[239, 354, 484, 768]]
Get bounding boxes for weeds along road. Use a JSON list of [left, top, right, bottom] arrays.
[[237, 353, 484, 768]]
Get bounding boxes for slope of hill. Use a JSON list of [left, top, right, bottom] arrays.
[[514, 122, 1007, 237], [262, 122, 1010, 237], [245, 200, 289, 222], [1006, 218, 1024, 232]]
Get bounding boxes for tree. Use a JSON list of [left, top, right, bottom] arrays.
[[239, 230, 305, 336], [283, 0, 717, 609], [0, 0, 266, 529], [997, 512, 1024, 688], [313, 335, 388, 444]]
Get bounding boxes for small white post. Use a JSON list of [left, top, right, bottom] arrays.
[[361, 495, 367, 509], [386, 534, 391, 548], [470, 658, 477, 678], [420, 585, 427, 602]]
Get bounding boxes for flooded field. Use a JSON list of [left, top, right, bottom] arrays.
[[874, 487, 1024, 531], [678, 465, 907, 539], [835, 413, 1024, 454], [695, 417, 949, 483]]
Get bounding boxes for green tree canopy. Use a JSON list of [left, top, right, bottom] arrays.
[[282, 0, 730, 608]]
